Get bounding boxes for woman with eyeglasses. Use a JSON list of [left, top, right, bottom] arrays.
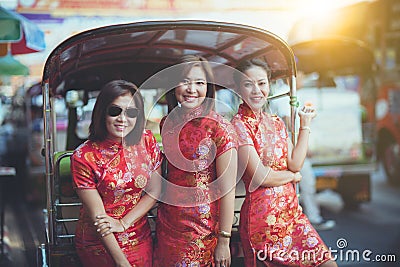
[[231, 59, 336, 267], [154, 55, 238, 267], [71, 80, 163, 267]]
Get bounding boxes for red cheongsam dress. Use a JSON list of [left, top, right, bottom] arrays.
[[154, 107, 237, 267], [231, 104, 332, 267], [71, 130, 162, 267]]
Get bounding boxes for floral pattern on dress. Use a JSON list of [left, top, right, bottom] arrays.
[[71, 129, 162, 267], [231, 104, 332, 267], [154, 108, 238, 267]]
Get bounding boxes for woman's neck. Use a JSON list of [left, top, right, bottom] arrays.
[[105, 136, 123, 144], [242, 102, 262, 116]]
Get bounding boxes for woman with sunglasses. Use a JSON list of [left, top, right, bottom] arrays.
[[71, 80, 163, 267], [154, 55, 238, 267]]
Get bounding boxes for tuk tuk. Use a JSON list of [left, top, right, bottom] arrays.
[[38, 20, 298, 266], [289, 37, 378, 207]]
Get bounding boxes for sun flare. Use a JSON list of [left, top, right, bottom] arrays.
[[294, 0, 363, 17]]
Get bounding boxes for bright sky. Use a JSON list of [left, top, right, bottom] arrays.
[[291, 0, 370, 16]]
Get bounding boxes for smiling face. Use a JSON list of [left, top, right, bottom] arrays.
[[106, 93, 137, 142], [239, 65, 270, 112], [174, 65, 207, 111]]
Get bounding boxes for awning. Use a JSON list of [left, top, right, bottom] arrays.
[[0, 7, 45, 55], [0, 53, 29, 76], [42, 20, 296, 95]]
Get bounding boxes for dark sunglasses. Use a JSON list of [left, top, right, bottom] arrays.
[[107, 105, 139, 118]]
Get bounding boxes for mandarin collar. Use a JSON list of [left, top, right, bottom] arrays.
[[178, 104, 205, 122], [238, 103, 263, 121], [102, 138, 124, 151]]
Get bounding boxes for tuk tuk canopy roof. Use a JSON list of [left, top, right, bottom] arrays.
[[291, 37, 375, 76], [42, 20, 296, 96]]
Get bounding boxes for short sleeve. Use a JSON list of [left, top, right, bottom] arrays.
[[71, 145, 97, 189], [213, 114, 238, 157], [231, 117, 254, 147], [143, 129, 163, 172]]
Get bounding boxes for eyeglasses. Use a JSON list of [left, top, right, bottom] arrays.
[[107, 105, 139, 118]]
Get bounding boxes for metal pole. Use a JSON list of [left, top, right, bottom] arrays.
[[289, 74, 299, 196], [42, 82, 54, 246]]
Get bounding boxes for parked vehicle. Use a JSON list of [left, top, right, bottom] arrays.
[[38, 20, 298, 266], [288, 0, 400, 187], [290, 37, 378, 207]]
